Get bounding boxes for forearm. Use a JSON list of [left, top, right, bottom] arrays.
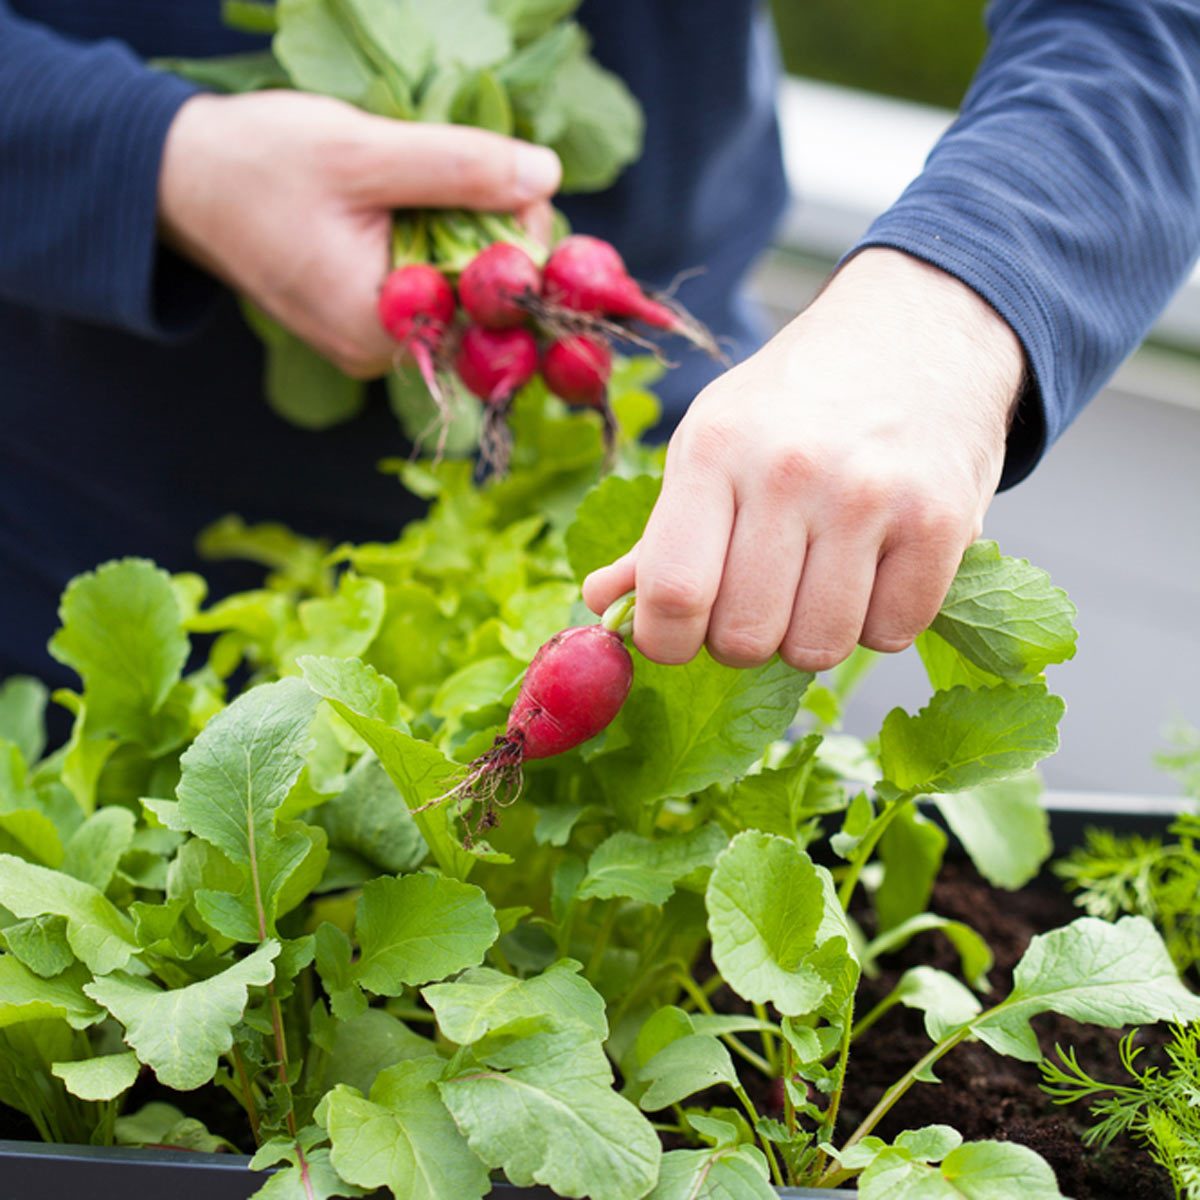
[[0, 3, 214, 337], [851, 0, 1200, 485]]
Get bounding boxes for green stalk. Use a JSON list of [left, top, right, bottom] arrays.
[[585, 902, 620, 978], [600, 593, 636, 637], [753, 1002, 780, 1074], [836, 793, 913, 910], [230, 1044, 263, 1146], [783, 1038, 796, 1137], [734, 1084, 785, 1188], [673, 974, 774, 1076]]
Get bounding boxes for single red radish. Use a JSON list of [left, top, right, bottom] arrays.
[[416, 611, 635, 841], [458, 243, 540, 329], [543, 334, 619, 466], [542, 235, 718, 355], [542, 334, 612, 409], [455, 325, 538, 477]]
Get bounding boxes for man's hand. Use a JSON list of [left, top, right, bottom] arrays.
[[583, 249, 1026, 672], [158, 91, 560, 378]]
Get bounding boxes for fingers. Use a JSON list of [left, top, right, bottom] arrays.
[[631, 448, 735, 665], [781, 533, 881, 673], [517, 199, 556, 250], [706, 494, 808, 668], [349, 122, 561, 210], [583, 546, 638, 615]]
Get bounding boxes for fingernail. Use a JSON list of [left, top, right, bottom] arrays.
[[516, 146, 561, 200]]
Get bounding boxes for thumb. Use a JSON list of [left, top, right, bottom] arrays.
[[349, 120, 561, 210], [583, 545, 639, 615]]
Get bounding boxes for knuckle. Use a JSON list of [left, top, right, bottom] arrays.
[[639, 568, 712, 622], [450, 142, 511, 204], [860, 628, 915, 655], [780, 642, 849, 674], [707, 627, 778, 668], [676, 417, 741, 475], [762, 445, 821, 498], [899, 493, 965, 546]]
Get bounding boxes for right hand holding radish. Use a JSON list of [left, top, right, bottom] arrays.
[[157, 90, 561, 378]]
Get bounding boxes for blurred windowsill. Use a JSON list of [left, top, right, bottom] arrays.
[[774, 77, 1200, 407]]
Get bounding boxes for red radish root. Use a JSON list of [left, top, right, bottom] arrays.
[[458, 243, 541, 330], [454, 325, 538, 478], [542, 335, 618, 465], [541, 235, 719, 357], [378, 264, 457, 459], [417, 622, 633, 841]]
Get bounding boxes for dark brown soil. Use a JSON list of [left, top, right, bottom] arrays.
[[829, 863, 1172, 1198]]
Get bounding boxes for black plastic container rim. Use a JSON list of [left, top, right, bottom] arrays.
[[0, 794, 1185, 1200]]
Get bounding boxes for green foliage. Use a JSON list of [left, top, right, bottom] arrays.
[[0, 385, 1170, 1199], [1042, 1026, 1200, 1199]]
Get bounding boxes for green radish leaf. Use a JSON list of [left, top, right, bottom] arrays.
[[648, 1145, 775, 1200], [316, 756, 426, 876], [48, 559, 188, 749], [931, 541, 1077, 681], [440, 1029, 661, 1200], [0, 855, 136, 974], [565, 473, 661, 582], [875, 805, 947, 932], [865, 913, 992, 991], [577, 824, 727, 905], [916, 629, 1004, 693], [0, 677, 48, 765], [467, 70, 514, 134], [860, 1139, 1065, 1199], [273, 0, 378, 103], [51, 1051, 140, 1101], [705, 831, 832, 1016], [316, 1007, 438, 1097], [84, 941, 280, 1089], [298, 656, 405, 729], [0, 957, 103, 1029], [0, 809, 63, 866], [407, 0, 512, 71], [934, 774, 1052, 890], [61, 807, 136, 892], [637, 1033, 738, 1111], [353, 873, 497, 994], [876, 966, 983, 1044], [422, 958, 605, 1044], [155, 51, 290, 92], [196, 515, 330, 591], [492, 0, 581, 44], [175, 677, 319, 939], [322, 1057, 490, 1200], [879, 684, 1063, 795], [973, 916, 1200, 1062], [2, 916, 75, 978], [386, 366, 481, 460], [279, 575, 387, 669], [249, 1134, 367, 1200], [314, 923, 366, 1020], [114, 1101, 237, 1151], [599, 653, 811, 806]]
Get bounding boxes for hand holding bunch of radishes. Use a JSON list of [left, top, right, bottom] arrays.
[[158, 90, 561, 380], [584, 249, 1028, 674]]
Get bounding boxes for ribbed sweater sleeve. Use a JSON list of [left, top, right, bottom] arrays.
[[850, 0, 1200, 487], [0, 2, 213, 338]]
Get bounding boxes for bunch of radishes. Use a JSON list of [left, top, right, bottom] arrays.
[[376, 232, 716, 474]]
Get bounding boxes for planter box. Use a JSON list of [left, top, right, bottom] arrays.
[[1, 795, 1181, 1200]]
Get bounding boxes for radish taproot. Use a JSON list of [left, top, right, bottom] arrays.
[[458, 242, 540, 330], [542, 334, 618, 463], [542, 235, 718, 356], [417, 600, 635, 840], [454, 325, 539, 476]]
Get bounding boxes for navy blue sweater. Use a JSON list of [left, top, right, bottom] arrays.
[[2, 0, 1199, 685]]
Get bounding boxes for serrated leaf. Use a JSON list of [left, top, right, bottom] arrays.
[[51, 1051, 140, 1101], [934, 774, 1051, 890], [422, 958, 605, 1045], [860, 1139, 1065, 1199], [252, 1145, 366, 1200], [648, 1144, 776, 1200], [932, 541, 1077, 681], [440, 1029, 660, 1200], [879, 684, 1063, 795], [565, 474, 660, 581], [322, 1058, 490, 1200], [705, 831, 831, 1016], [973, 916, 1200, 1062], [48, 559, 187, 747], [353, 873, 497, 994], [577, 824, 726, 905], [599, 653, 810, 805], [2, 916, 75, 978], [0, 855, 136, 974], [85, 941, 279, 1089], [175, 677, 319, 938]]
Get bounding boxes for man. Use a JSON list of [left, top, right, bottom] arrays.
[[2, 1, 1198, 688]]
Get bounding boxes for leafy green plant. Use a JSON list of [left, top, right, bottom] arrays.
[[2, 378, 1198, 1199], [1042, 1025, 1200, 1200]]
